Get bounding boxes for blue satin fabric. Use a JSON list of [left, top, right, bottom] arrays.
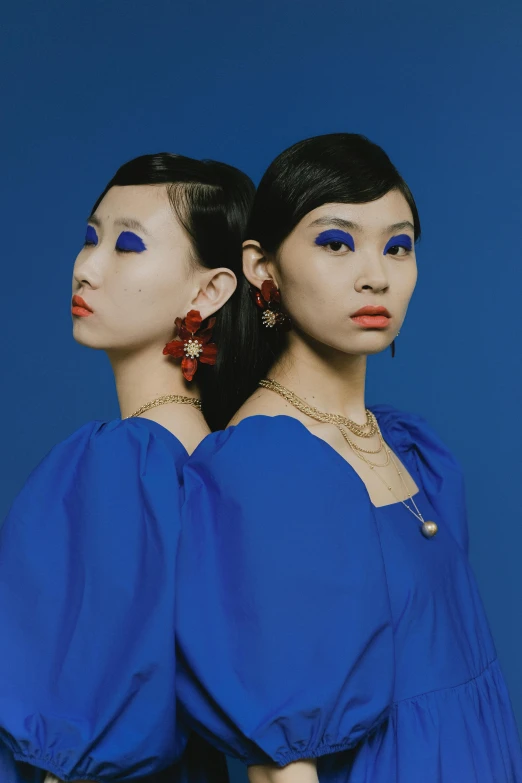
[[0, 419, 228, 783], [176, 408, 522, 781]]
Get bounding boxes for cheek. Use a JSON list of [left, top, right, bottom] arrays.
[[104, 263, 191, 335], [280, 256, 352, 320], [281, 268, 349, 340], [391, 262, 418, 308], [111, 258, 187, 307]]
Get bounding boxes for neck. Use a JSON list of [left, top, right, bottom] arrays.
[[108, 346, 199, 419], [269, 331, 368, 423]]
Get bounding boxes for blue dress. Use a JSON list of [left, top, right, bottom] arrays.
[[175, 408, 522, 782], [0, 418, 228, 783]]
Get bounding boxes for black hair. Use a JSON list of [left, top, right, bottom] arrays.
[[227, 133, 421, 417], [91, 152, 255, 431]]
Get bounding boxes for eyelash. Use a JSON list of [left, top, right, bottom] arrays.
[[315, 229, 413, 256], [325, 240, 349, 253], [383, 234, 413, 257], [315, 240, 413, 256], [315, 230, 354, 254], [84, 224, 98, 248], [83, 240, 138, 253], [385, 245, 411, 257]]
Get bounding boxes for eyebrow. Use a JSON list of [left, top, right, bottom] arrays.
[[385, 221, 415, 234], [88, 215, 150, 236], [309, 216, 360, 231], [309, 216, 415, 235]]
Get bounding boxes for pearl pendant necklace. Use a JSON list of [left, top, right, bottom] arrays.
[[385, 447, 438, 538], [257, 379, 438, 539], [332, 422, 439, 539], [421, 520, 439, 539], [344, 426, 439, 538]]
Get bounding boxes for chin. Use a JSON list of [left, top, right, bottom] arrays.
[[72, 334, 106, 350], [365, 345, 391, 356], [329, 335, 392, 357], [72, 321, 108, 350], [354, 331, 394, 356]]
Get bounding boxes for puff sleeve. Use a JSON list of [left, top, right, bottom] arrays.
[[176, 416, 395, 767], [373, 405, 469, 554], [0, 419, 188, 781]]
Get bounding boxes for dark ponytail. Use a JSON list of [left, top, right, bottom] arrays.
[[91, 152, 255, 431], [220, 133, 421, 419]]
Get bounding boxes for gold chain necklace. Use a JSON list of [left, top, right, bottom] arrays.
[[258, 378, 378, 437], [343, 426, 391, 467], [259, 379, 438, 538], [336, 423, 437, 537], [125, 394, 202, 419]]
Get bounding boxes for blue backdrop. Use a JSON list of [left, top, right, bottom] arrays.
[[1, 1, 521, 780]]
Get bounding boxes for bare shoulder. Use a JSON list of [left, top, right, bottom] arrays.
[[228, 387, 312, 427], [138, 405, 210, 454]]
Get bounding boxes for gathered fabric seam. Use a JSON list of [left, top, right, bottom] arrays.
[[393, 656, 498, 706], [272, 708, 392, 766], [11, 750, 106, 782]]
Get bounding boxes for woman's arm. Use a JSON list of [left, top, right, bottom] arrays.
[[45, 762, 320, 782], [248, 761, 318, 783]]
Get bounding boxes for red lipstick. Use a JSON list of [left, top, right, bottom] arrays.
[[351, 305, 391, 328], [72, 295, 93, 317]]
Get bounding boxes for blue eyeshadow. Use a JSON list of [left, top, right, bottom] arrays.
[[85, 225, 98, 245], [116, 231, 147, 252], [383, 234, 412, 254], [315, 229, 355, 251]]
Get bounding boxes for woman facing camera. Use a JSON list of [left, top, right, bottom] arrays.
[[175, 134, 522, 782], [0, 152, 254, 783]]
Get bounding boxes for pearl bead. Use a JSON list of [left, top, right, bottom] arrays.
[[421, 520, 438, 539]]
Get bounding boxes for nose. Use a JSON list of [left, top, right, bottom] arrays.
[[354, 251, 389, 294], [73, 248, 102, 291]]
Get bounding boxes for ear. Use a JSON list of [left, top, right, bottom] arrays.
[[190, 267, 237, 320], [242, 239, 278, 289]]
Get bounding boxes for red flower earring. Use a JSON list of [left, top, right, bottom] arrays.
[[251, 279, 291, 331], [163, 309, 218, 382]]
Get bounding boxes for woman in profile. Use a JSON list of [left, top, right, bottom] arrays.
[[0, 152, 254, 782], [176, 134, 522, 782]]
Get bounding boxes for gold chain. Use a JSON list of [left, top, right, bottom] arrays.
[[337, 424, 424, 513], [125, 394, 202, 419], [339, 425, 390, 466], [359, 440, 429, 527], [259, 379, 438, 537], [259, 378, 378, 437], [386, 448, 428, 524]]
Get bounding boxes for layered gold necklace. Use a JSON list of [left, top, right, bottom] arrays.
[[259, 379, 438, 538]]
